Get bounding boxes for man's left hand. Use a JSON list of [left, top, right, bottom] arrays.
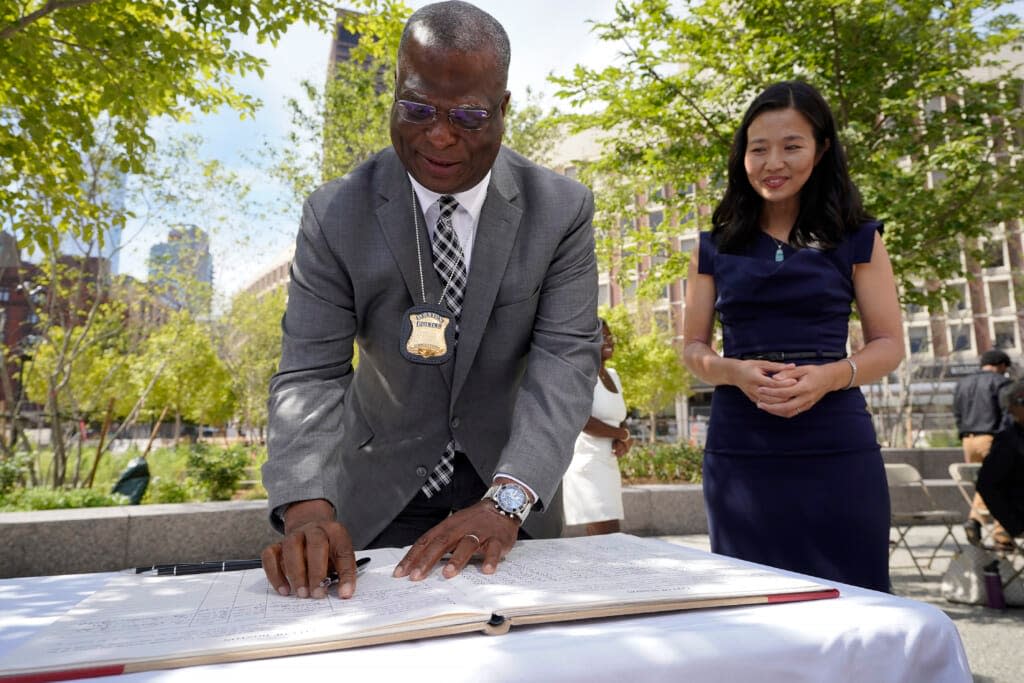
[[392, 500, 519, 581]]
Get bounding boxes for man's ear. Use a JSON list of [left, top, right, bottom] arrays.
[[500, 90, 511, 117]]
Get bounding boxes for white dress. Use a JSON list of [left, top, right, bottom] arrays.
[[562, 367, 627, 525]]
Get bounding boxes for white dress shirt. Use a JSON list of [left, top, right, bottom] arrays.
[[408, 172, 491, 272]]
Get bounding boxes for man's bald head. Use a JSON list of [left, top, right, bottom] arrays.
[[398, 1, 511, 88]]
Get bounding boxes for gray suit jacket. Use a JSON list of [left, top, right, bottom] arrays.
[[263, 146, 601, 549]]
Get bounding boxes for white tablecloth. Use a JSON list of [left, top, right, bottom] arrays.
[[0, 544, 971, 683]]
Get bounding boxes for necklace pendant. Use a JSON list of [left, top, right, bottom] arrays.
[[774, 244, 784, 262]]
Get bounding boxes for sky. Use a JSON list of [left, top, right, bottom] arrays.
[[118, 1, 623, 298]]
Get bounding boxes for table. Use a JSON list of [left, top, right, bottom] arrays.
[[0, 543, 971, 683]]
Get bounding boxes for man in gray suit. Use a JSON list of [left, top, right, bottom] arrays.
[[261, 1, 600, 599]]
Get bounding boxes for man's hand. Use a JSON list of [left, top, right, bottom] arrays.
[[393, 500, 519, 581], [261, 499, 359, 600]]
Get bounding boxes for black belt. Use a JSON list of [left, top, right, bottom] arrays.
[[735, 351, 846, 362]]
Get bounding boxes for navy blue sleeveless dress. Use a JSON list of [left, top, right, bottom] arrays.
[[698, 221, 891, 592]]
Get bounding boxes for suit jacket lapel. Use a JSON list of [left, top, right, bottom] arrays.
[[451, 152, 523, 401], [374, 151, 452, 389], [375, 151, 444, 308]]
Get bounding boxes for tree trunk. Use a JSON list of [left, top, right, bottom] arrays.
[[84, 398, 116, 488], [141, 406, 169, 459], [47, 390, 67, 487]]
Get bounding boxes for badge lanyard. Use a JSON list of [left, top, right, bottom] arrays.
[[400, 184, 458, 365]]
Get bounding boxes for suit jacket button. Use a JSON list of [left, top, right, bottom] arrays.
[[450, 417, 460, 429], [415, 466, 428, 477]]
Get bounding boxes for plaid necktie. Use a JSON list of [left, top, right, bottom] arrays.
[[430, 195, 467, 320], [421, 195, 466, 498]]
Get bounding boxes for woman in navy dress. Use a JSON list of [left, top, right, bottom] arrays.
[[682, 81, 905, 592]]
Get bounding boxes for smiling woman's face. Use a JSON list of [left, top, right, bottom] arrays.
[[743, 107, 822, 210]]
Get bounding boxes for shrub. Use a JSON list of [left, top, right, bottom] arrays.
[[0, 453, 30, 496], [618, 441, 704, 484], [185, 443, 251, 501], [143, 476, 194, 504], [0, 487, 129, 511]]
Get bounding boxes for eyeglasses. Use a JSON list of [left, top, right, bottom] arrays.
[[394, 99, 493, 131]]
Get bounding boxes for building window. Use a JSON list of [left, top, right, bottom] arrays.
[[945, 283, 968, 316], [648, 210, 664, 231], [655, 310, 670, 331], [0, 288, 9, 302], [994, 321, 1017, 350], [981, 237, 1006, 269], [908, 326, 930, 354], [950, 324, 971, 352], [623, 280, 638, 300], [989, 280, 1011, 311]]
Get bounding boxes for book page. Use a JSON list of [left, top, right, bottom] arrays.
[[0, 547, 487, 673], [450, 534, 835, 616]]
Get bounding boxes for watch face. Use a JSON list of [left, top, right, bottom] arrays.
[[496, 484, 527, 512]]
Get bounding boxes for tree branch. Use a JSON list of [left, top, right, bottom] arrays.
[[0, 0, 102, 41]]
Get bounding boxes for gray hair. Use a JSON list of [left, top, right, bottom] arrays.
[[398, 1, 510, 85]]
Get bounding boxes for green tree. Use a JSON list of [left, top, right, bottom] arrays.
[[553, 0, 1023, 308], [134, 311, 235, 443], [217, 288, 286, 442], [270, 0, 411, 204], [1, 0, 333, 254], [503, 87, 560, 165], [15, 246, 151, 486], [602, 306, 689, 442]]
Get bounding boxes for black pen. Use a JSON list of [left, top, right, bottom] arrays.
[[134, 559, 263, 576], [133, 556, 371, 577]]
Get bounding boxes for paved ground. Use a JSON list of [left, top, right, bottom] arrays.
[[660, 527, 1024, 683]]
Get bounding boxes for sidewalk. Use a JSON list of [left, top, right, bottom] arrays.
[[660, 527, 1024, 683]]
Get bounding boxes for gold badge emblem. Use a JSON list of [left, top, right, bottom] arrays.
[[406, 310, 450, 358], [401, 304, 454, 364]]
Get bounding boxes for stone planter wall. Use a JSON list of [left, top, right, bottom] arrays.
[[0, 448, 969, 578]]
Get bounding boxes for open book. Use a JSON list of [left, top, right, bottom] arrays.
[[0, 533, 838, 681]]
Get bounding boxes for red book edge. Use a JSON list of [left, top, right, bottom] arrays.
[[766, 588, 841, 604], [1, 664, 125, 683]]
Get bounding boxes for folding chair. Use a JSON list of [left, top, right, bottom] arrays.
[[948, 462, 996, 546], [884, 463, 963, 579], [1001, 538, 1024, 592]]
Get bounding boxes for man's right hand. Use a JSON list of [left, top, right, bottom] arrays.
[[260, 499, 358, 600]]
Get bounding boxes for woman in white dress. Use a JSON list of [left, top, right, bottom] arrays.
[[563, 320, 633, 535]]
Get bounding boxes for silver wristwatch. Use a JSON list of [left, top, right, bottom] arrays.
[[483, 483, 531, 524]]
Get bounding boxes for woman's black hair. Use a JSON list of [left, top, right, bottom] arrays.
[[710, 81, 872, 253]]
